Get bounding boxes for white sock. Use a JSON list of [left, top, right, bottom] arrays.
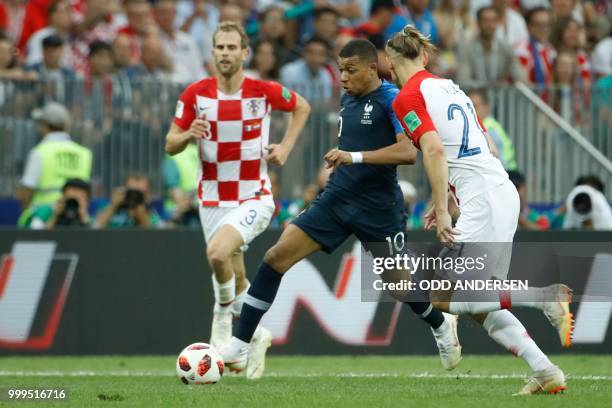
[[232, 283, 250, 318], [230, 336, 249, 350], [482, 310, 553, 372], [449, 287, 547, 314], [212, 275, 235, 312]]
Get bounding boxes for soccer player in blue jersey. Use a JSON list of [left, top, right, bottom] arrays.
[[220, 40, 461, 374]]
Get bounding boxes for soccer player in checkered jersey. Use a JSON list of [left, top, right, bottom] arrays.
[[165, 21, 311, 379], [332, 25, 572, 395]]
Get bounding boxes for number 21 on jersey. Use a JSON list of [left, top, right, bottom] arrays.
[[447, 102, 488, 159]]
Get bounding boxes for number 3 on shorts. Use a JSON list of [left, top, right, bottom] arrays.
[[240, 209, 258, 227]]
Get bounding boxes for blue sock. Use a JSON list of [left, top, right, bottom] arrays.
[[235, 263, 283, 343], [405, 302, 445, 329]]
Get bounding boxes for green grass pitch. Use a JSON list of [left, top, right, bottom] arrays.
[[0, 355, 610, 407]]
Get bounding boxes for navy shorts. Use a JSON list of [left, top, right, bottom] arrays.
[[292, 190, 406, 254]]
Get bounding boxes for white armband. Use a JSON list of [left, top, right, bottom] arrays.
[[350, 152, 363, 164]]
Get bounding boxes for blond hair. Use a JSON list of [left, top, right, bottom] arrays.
[[386, 25, 437, 60], [213, 21, 249, 49]]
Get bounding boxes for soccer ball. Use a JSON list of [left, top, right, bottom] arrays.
[[176, 342, 224, 385]]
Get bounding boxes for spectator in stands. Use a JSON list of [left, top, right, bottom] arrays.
[[117, 0, 156, 62], [0, 34, 36, 81], [550, 0, 583, 23], [491, 0, 528, 48], [113, 33, 137, 72], [95, 173, 162, 228], [254, 5, 291, 65], [0, 0, 47, 53], [127, 34, 176, 81], [591, 32, 611, 80], [434, 0, 474, 51], [177, 0, 219, 76], [154, 0, 206, 83], [25, 34, 76, 81], [16, 101, 92, 226], [70, 0, 122, 75], [218, 1, 244, 24], [387, 0, 440, 46], [27, 178, 92, 229], [551, 16, 591, 87], [508, 170, 549, 230], [553, 51, 578, 86], [163, 141, 199, 227], [244, 39, 280, 80], [314, 0, 362, 21], [456, 6, 524, 89], [311, 6, 339, 45], [516, 7, 556, 93], [563, 175, 612, 230], [280, 36, 333, 103], [25, 0, 74, 67], [468, 88, 518, 171], [87, 40, 113, 79], [291, 6, 339, 61], [347, 0, 397, 50]]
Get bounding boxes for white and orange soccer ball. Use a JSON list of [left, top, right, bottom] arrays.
[[176, 343, 224, 385]]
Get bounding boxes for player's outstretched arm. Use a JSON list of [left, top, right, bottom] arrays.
[[420, 131, 457, 243], [323, 134, 417, 168], [266, 94, 310, 166]]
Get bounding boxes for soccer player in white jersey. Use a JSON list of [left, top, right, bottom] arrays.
[[328, 25, 573, 395], [165, 22, 311, 379]]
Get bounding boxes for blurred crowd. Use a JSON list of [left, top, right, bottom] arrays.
[[0, 0, 609, 100], [4, 0, 611, 231]]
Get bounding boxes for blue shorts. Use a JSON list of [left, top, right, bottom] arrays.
[[292, 189, 406, 254]]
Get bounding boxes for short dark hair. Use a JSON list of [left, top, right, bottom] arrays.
[[63, 178, 92, 197], [476, 6, 498, 21], [89, 41, 112, 58], [575, 175, 605, 193], [304, 36, 330, 52], [370, 0, 395, 15], [525, 6, 550, 25], [507, 170, 526, 188], [339, 39, 378, 64], [314, 6, 340, 20], [42, 34, 64, 49]]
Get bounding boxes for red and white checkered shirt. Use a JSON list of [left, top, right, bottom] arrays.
[[173, 76, 297, 207]]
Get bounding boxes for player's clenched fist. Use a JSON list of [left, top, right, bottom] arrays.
[[265, 144, 289, 165], [187, 112, 211, 141], [324, 149, 352, 169]]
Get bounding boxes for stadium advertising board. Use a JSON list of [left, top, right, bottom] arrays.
[[0, 230, 610, 355]]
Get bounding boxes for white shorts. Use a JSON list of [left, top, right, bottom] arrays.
[[455, 181, 520, 243], [440, 181, 520, 281], [199, 197, 275, 250]]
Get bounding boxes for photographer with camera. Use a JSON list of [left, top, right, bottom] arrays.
[[95, 173, 163, 228], [26, 179, 92, 229], [563, 175, 612, 230]]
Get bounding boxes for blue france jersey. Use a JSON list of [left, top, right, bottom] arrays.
[[326, 80, 405, 209]]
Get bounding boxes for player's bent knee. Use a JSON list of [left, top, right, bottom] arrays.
[[206, 245, 232, 268], [262, 245, 293, 274]]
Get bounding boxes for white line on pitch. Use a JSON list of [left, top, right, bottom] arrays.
[[0, 371, 610, 381]]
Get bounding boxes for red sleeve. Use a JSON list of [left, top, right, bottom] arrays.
[[392, 90, 437, 149], [18, 4, 47, 52], [0, 6, 7, 31], [262, 81, 297, 112], [173, 84, 197, 130]]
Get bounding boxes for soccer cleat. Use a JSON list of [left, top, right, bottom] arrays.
[[514, 365, 567, 395], [431, 313, 462, 371], [247, 327, 273, 380], [541, 284, 574, 347], [218, 337, 248, 374], [210, 308, 233, 348]]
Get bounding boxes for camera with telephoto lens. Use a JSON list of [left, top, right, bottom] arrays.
[[56, 198, 87, 227], [121, 189, 145, 210]]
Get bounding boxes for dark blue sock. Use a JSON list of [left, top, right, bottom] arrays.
[[405, 302, 445, 329], [235, 262, 283, 343]]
